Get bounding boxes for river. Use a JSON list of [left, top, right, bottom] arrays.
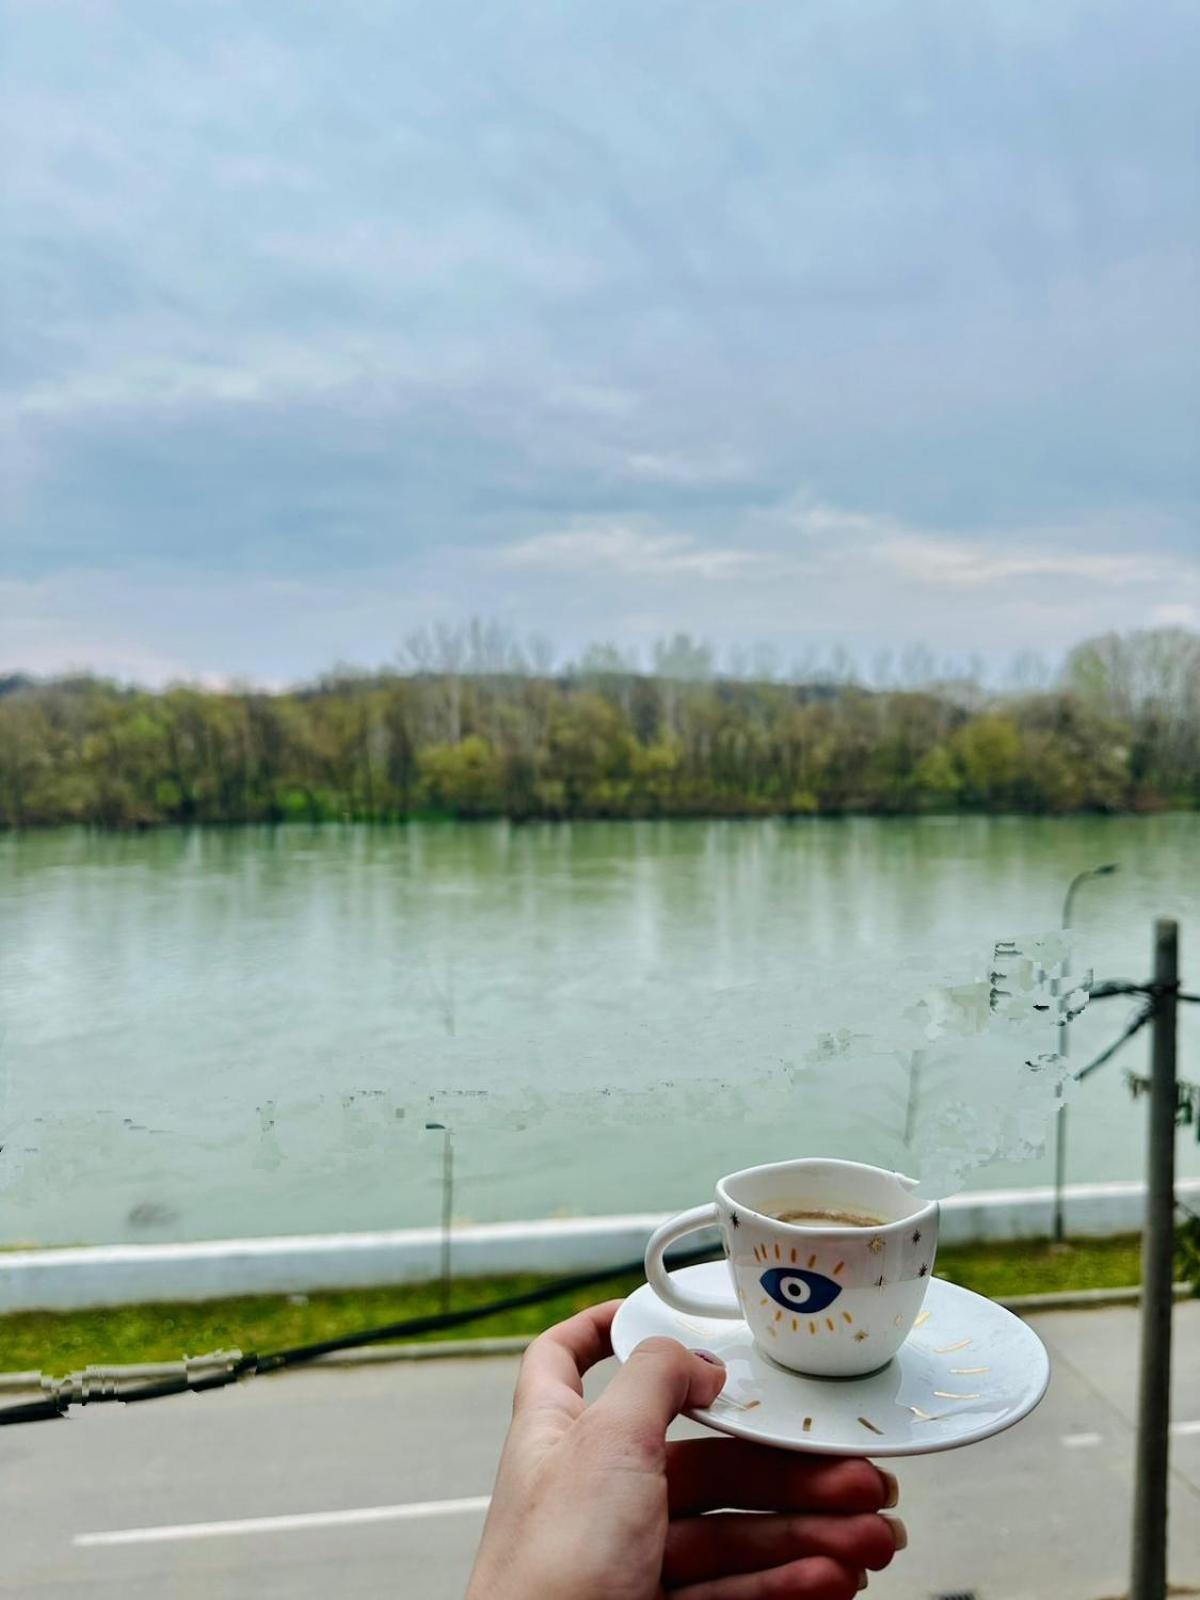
[[1, 816, 1197, 1246]]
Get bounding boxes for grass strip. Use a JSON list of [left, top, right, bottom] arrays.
[[0, 1234, 1148, 1377]]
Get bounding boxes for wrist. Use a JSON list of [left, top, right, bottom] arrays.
[[466, 1553, 559, 1600]]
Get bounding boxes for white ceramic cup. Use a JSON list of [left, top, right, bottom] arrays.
[[644, 1158, 939, 1378]]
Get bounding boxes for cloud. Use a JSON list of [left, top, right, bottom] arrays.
[[497, 526, 767, 580], [620, 451, 751, 488], [12, 337, 407, 422], [2, 0, 1198, 676], [0, 574, 199, 683], [876, 535, 1168, 589], [5, 492, 1197, 687], [1153, 603, 1200, 627]]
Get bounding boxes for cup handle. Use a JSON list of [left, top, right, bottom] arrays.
[[644, 1203, 741, 1319]]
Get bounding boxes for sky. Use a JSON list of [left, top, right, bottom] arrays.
[[1, 0, 1197, 687]]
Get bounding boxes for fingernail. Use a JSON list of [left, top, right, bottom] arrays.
[[690, 1348, 725, 1367], [879, 1470, 900, 1509], [882, 1514, 908, 1551]]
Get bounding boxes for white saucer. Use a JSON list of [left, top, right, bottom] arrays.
[[612, 1263, 1049, 1457]]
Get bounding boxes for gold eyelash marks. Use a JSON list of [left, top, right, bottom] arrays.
[[802, 1416, 813, 1433], [832, 1261, 845, 1276], [858, 1416, 884, 1435], [933, 1391, 981, 1400], [908, 1406, 941, 1422], [935, 1338, 972, 1354], [716, 1393, 762, 1413], [914, 1310, 932, 1328], [951, 1366, 990, 1375], [841, 1311, 854, 1325]]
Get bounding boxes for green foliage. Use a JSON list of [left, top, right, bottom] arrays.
[[913, 742, 962, 805], [0, 631, 1197, 828], [0, 1235, 1151, 1375], [1178, 1210, 1200, 1299], [419, 735, 505, 816], [951, 713, 1023, 803]]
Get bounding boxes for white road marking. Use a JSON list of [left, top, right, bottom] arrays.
[[1058, 1420, 1200, 1449], [74, 1496, 492, 1547]]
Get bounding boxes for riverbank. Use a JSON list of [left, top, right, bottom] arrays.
[[0, 1234, 1159, 1374], [4, 645, 1196, 827]]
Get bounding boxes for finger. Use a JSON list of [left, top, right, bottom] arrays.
[[667, 1440, 894, 1516], [581, 1337, 727, 1460], [664, 1511, 901, 1586], [670, 1555, 864, 1599], [512, 1299, 623, 1419]]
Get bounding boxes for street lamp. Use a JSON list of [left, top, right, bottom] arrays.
[[1053, 863, 1120, 1243], [425, 1122, 454, 1314]]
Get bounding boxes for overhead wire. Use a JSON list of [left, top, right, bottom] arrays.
[[0, 1244, 720, 1426], [4, 977, 1194, 1427]]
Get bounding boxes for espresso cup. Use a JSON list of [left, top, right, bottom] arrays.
[[644, 1158, 939, 1378]]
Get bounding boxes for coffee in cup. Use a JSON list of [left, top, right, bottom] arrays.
[[772, 1207, 883, 1227], [643, 1158, 939, 1379]]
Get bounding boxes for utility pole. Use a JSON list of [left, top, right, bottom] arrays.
[[1130, 918, 1178, 1600]]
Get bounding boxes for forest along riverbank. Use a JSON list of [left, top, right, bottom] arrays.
[[2, 628, 1198, 826]]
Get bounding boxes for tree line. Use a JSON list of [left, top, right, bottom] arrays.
[[0, 628, 1196, 828]]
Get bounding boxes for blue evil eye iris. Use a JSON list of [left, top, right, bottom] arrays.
[[759, 1267, 842, 1315]]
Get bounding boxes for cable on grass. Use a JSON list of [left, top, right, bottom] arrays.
[[0, 1245, 721, 1426], [5, 978, 1194, 1425]]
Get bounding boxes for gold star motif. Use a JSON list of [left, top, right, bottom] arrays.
[[854, 1329, 870, 1342], [868, 1237, 885, 1254]]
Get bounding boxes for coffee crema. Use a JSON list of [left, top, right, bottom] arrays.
[[771, 1206, 884, 1228]]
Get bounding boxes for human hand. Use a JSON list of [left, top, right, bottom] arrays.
[[466, 1300, 905, 1600]]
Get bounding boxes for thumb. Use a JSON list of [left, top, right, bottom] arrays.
[[588, 1337, 726, 1449]]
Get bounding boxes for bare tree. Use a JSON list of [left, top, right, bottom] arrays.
[[527, 634, 556, 677], [751, 642, 781, 683], [653, 633, 713, 682]]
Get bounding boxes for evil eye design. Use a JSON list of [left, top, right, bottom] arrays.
[[759, 1267, 843, 1315]]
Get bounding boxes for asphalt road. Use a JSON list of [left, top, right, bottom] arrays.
[[2, 1303, 1198, 1600]]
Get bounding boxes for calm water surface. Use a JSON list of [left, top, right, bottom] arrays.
[[1, 817, 1197, 1245]]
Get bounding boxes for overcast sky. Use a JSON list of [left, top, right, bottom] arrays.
[[2, 0, 1197, 686]]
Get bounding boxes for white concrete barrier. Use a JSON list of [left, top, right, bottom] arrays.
[[2, 1179, 1196, 1314]]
